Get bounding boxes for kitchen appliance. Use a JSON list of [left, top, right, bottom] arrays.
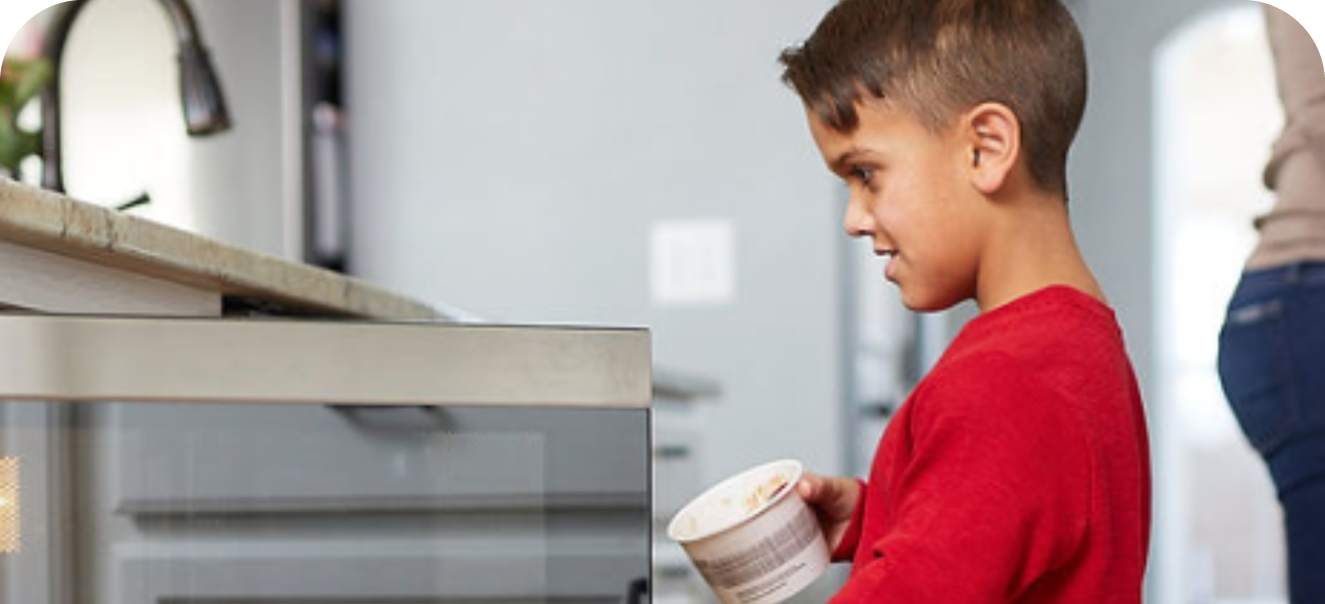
[[0, 314, 651, 604]]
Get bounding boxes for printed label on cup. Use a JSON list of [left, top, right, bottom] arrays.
[[668, 460, 830, 604], [693, 505, 822, 603]]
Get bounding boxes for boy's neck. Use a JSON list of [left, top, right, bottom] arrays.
[[973, 190, 1105, 313]]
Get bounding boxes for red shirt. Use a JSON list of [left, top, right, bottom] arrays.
[[830, 286, 1151, 603]]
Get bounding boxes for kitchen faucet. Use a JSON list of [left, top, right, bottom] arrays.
[[40, 0, 232, 204]]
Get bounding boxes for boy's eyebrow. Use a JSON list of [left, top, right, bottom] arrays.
[[829, 148, 870, 173]]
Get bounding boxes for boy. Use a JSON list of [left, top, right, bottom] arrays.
[[779, 0, 1151, 602]]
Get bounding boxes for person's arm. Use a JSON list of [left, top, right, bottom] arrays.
[[1264, 6, 1325, 167], [829, 355, 1091, 604]]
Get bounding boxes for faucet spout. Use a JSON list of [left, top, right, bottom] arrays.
[[40, 0, 232, 194]]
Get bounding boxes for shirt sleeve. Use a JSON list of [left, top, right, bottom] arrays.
[[828, 353, 1092, 604]]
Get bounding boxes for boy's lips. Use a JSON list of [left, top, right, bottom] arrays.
[[876, 249, 899, 281]]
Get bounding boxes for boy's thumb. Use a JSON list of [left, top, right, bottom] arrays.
[[797, 473, 819, 500]]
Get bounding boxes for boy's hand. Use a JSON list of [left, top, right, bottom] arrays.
[[796, 471, 860, 553]]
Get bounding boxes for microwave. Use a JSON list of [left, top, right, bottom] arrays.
[[0, 314, 652, 604]]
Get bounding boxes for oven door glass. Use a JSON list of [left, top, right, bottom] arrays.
[[0, 315, 651, 604]]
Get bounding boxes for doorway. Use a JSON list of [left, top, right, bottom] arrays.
[[1154, 4, 1287, 603]]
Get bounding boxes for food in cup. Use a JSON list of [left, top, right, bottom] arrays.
[[743, 474, 790, 515], [673, 471, 794, 542]]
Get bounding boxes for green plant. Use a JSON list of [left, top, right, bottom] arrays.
[[0, 55, 52, 179]]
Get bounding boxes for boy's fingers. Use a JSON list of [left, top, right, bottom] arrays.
[[798, 472, 834, 503], [797, 472, 820, 499], [799, 474, 857, 516]]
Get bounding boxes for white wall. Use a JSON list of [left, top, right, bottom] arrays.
[[343, 0, 846, 490]]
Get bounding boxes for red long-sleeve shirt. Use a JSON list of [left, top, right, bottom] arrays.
[[830, 286, 1151, 603]]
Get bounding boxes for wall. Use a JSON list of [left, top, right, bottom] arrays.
[[343, 0, 847, 488]]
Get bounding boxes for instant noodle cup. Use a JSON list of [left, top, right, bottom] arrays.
[[666, 459, 829, 604]]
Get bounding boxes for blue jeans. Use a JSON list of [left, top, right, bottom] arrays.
[[1218, 262, 1325, 603]]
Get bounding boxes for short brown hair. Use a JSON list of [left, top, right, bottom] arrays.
[[779, 0, 1087, 196]]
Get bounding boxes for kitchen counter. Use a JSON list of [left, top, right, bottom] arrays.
[[0, 180, 442, 319]]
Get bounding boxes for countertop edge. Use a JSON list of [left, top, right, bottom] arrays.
[[0, 180, 445, 321]]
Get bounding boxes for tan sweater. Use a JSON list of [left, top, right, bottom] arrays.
[[1250, 5, 1325, 269]]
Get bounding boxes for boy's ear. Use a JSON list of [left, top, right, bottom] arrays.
[[961, 102, 1020, 195]]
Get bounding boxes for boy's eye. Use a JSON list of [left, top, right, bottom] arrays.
[[850, 166, 875, 185]]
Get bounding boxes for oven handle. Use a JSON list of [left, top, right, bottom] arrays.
[[625, 577, 649, 604], [330, 405, 450, 431]]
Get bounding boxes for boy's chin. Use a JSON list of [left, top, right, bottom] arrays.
[[898, 288, 964, 313]]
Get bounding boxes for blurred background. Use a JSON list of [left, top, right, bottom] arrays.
[[1, 0, 1298, 602]]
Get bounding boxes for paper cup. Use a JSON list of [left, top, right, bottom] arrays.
[[666, 459, 829, 604]]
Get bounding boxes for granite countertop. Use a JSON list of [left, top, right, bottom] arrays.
[[0, 180, 444, 320]]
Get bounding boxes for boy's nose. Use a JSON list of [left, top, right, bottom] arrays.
[[843, 197, 875, 239]]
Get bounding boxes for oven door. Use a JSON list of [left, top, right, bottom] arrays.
[[0, 314, 651, 604]]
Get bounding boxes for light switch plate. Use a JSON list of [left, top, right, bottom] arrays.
[[649, 219, 736, 307]]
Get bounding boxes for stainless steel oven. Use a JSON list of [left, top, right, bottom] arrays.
[[0, 314, 651, 604]]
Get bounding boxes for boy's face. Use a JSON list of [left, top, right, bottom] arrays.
[[807, 100, 987, 312]]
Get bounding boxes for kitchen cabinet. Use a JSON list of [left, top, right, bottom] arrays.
[[0, 181, 652, 604], [651, 370, 718, 604]]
